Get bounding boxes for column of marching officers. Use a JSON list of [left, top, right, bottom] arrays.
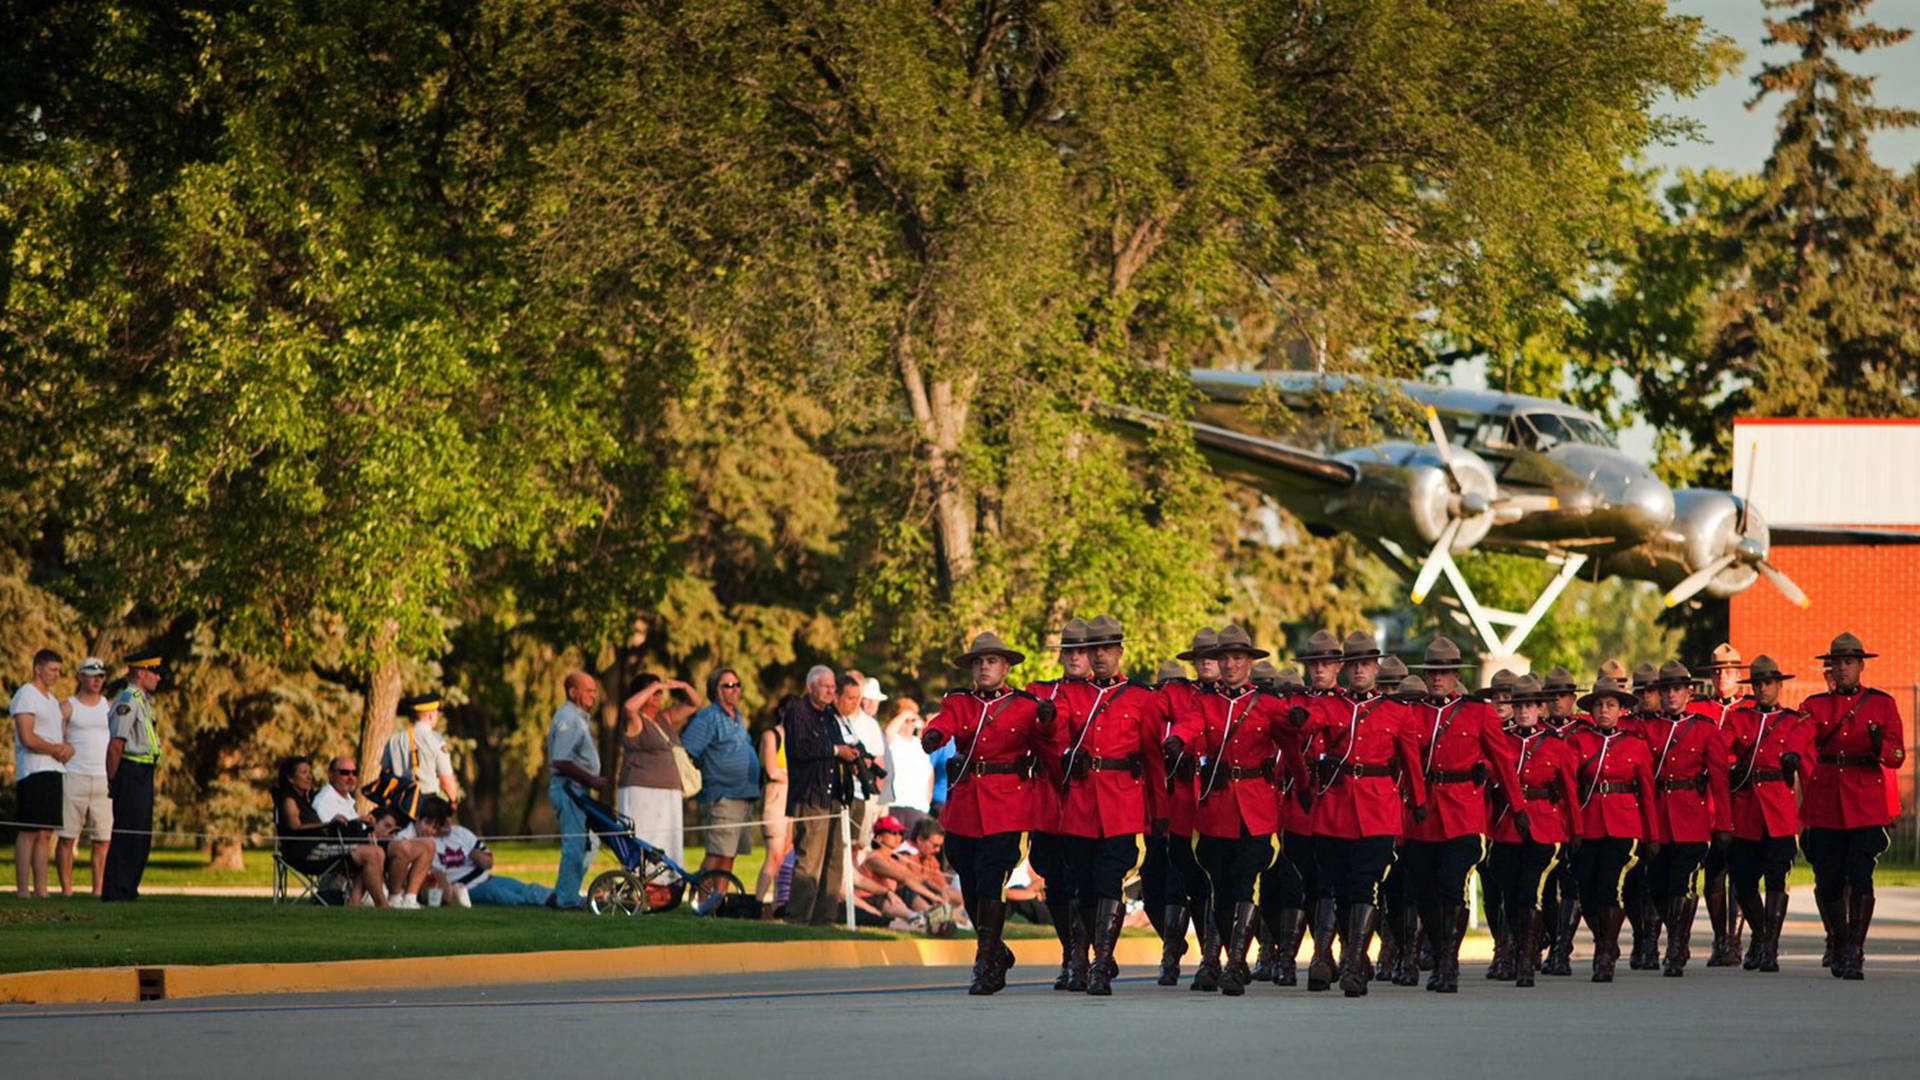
[[918, 621, 1906, 998]]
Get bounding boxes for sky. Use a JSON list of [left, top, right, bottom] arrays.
[[1647, 0, 1920, 174]]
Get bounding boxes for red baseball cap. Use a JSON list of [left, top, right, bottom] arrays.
[[875, 815, 905, 834]]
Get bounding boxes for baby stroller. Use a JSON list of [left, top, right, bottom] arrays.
[[568, 786, 745, 916]]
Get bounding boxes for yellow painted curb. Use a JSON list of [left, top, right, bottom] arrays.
[[0, 932, 1497, 1006]]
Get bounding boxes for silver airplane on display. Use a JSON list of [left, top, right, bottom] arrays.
[[1107, 369, 1920, 661]]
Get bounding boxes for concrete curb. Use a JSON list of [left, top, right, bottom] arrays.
[[0, 932, 1500, 1005]]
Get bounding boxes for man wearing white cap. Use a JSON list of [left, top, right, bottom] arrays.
[[56, 658, 115, 897]]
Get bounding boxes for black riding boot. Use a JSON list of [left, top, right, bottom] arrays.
[[1047, 900, 1076, 991], [1662, 893, 1697, 977], [1272, 907, 1306, 986], [1842, 891, 1873, 981], [1086, 899, 1125, 996], [1221, 902, 1259, 997], [1306, 898, 1338, 992], [1158, 904, 1189, 986], [1759, 892, 1788, 973], [1340, 902, 1378, 998], [968, 896, 1009, 995]]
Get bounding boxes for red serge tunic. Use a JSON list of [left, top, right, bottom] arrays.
[[1054, 678, 1169, 839], [1157, 679, 1210, 835], [1800, 687, 1908, 830], [1294, 691, 1428, 841], [1024, 677, 1079, 833], [1268, 689, 1317, 835], [1403, 695, 1524, 843], [1570, 725, 1660, 841], [1178, 685, 1307, 839], [923, 688, 1053, 838], [1642, 713, 1733, 843], [1724, 705, 1810, 841], [1487, 726, 1581, 845]]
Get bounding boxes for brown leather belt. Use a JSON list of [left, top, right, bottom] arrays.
[[1225, 764, 1268, 781], [1090, 755, 1142, 773], [1343, 763, 1393, 779], [1658, 776, 1707, 793], [969, 758, 1031, 777], [1744, 767, 1786, 783], [1522, 784, 1559, 801], [1595, 781, 1640, 795], [1429, 768, 1481, 784], [1818, 753, 1880, 767]]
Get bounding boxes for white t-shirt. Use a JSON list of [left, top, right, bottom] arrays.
[[62, 695, 111, 778], [432, 825, 491, 887], [311, 784, 358, 824], [884, 733, 934, 813], [10, 683, 66, 777]]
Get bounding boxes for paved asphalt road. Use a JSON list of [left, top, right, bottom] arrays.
[[4, 903, 1916, 1079]]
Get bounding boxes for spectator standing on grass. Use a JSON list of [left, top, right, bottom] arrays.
[[381, 693, 460, 803], [415, 797, 554, 907], [547, 671, 609, 909], [757, 713, 791, 903], [784, 664, 854, 925], [101, 647, 165, 902], [11, 648, 73, 899], [682, 667, 761, 894], [618, 674, 702, 867], [837, 673, 887, 848], [312, 755, 363, 825], [882, 699, 933, 835], [55, 658, 113, 897]]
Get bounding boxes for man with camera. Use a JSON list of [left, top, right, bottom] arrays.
[[783, 665, 856, 925], [836, 672, 889, 847]]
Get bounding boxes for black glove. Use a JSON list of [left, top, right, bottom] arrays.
[[1712, 830, 1732, 851], [1149, 817, 1169, 838], [1286, 705, 1310, 727], [920, 728, 943, 754], [1643, 841, 1662, 857], [1295, 785, 1314, 812], [1567, 835, 1583, 857], [1410, 803, 1429, 824], [1513, 809, 1532, 844], [1869, 723, 1883, 755], [1779, 751, 1800, 774], [1161, 736, 1186, 774], [1035, 699, 1056, 726]]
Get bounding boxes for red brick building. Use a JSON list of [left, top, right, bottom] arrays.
[[1728, 418, 1918, 833]]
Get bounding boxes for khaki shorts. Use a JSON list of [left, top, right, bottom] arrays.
[[703, 797, 756, 858], [59, 771, 113, 841]]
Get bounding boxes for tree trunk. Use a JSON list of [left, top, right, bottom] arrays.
[[208, 837, 245, 871], [898, 333, 978, 592], [357, 656, 403, 793]]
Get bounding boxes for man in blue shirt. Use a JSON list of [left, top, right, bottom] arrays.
[[928, 740, 955, 820], [683, 667, 764, 892]]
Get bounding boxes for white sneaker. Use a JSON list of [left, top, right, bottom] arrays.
[[358, 893, 375, 908], [450, 884, 471, 909], [392, 894, 419, 910]]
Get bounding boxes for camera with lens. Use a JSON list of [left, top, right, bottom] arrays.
[[852, 749, 888, 794]]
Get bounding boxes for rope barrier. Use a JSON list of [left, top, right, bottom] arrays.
[[0, 811, 843, 845]]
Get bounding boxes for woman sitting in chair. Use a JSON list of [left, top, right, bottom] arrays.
[[274, 755, 389, 907]]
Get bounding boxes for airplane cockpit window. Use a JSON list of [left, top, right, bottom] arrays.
[[1523, 413, 1575, 449], [1508, 412, 1618, 450], [1472, 419, 1515, 452]]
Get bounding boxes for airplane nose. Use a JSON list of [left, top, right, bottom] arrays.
[[1614, 469, 1675, 533]]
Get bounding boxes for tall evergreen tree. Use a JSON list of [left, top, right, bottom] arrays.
[[1711, 0, 1920, 442]]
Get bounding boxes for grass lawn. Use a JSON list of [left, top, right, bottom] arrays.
[[0, 895, 865, 975]]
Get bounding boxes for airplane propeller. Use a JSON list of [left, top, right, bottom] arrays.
[[1661, 442, 1810, 610], [1409, 408, 1557, 604]]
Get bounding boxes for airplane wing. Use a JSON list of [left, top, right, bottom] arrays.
[[1094, 402, 1358, 490], [1769, 525, 1920, 546]]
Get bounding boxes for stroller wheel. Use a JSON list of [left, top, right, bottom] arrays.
[[587, 869, 645, 916]]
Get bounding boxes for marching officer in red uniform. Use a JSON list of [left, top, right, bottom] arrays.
[[921, 632, 1056, 995], [1288, 631, 1427, 998], [1643, 659, 1733, 977], [1690, 643, 1751, 966], [1163, 625, 1307, 996], [1053, 614, 1170, 996], [1152, 628, 1219, 987], [1487, 675, 1582, 987], [1401, 637, 1524, 993], [1024, 617, 1090, 990], [1569, 674, 1661, 982], [1474, 667, 1520, 977], [1724, 654, 1809, 974], [1536, 665, 1586, 974], [1622, 660, 1665, 969], [1265, 629, 1344, 988], [1254, 662, 1314, 986], [1801, 632, 1908, 980]]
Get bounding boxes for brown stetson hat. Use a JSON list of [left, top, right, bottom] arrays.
[[1741, 654, 1796, 684], [1510, 674, 1548, 704], [1631, 662, 1660, 692], [1379, 655, 1409, 683], [1082, 614, 1125, 648], [1296, 629, 1344, 662], [1815, 631, 1877, 661], [1578, 675, 1637, 713], [1250, 660, 1283, 690], [1341, 630, 1384, 663], [1208, 623, 1270, 660], [1393, 675, 1430, 701], [1276, 666, 1305, 692], [1413, 635, 1468, 671], [1598, 658, 1628, 682], [953, 631, 1026, 668], [1177, 627, 1219, 662], [1489, 668, 1519, 693], [1057, 617, 1091, 650], [1541, 666, 1578, 695], [1654, 659, 1694, 688], [1154, 659, 1186, 685], [1700, 642, 1746, 671]]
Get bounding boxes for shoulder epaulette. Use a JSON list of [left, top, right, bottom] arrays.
[[1863, 687, 1893, 701], [1009, 689, 1038, 702], [943, 686, 973, 698]]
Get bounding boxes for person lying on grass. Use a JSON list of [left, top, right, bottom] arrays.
[[413, 796, 554, 908]]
